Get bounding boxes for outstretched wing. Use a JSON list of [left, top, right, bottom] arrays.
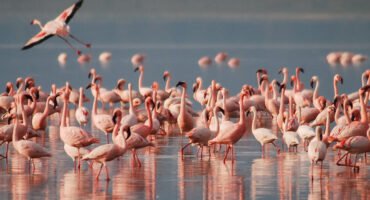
[[55, 0, 83, 24], [21, 31, 53, 50]]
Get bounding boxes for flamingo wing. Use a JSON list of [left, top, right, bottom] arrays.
[[55, 0, 83, 24], [21, 31, 53, 50]]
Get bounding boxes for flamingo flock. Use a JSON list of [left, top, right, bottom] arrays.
[[0, 65, 369, 182]]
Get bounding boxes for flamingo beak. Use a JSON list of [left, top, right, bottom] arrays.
[[339, 76, 343, 84], [278, 68, 283, 74], [298, 67, 304, 73], [86, 83, 92, 90], [134, 67, 140, 72], [88, 72, 92, 79], [310, 79, 314, 89], [5, 85, 10, 94], [176, 81, 186, 88]]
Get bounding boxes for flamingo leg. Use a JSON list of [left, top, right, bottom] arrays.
[[231, 145, 235, 163], [77, 148, 81, 170], [69, 33, 90, 48], [180, 142, 192, 159], [32, 159, 36, 173], [58, 36, 81, 55], [208, 146, 211, 159], [135, 153, 142, 167], [272, 142, 280, 154], [96, 163, 103, 180], [200, 146, 203, 160], [223, 145, 231, 163], [74, 159, 77, 172], [311, 160, 314, 181], [352, 154, 359, 172], [105, 164, 110, 181], [336, 152, 349, 166]]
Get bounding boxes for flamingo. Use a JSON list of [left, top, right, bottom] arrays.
[[12, 94, 51, 172], [114, 79, 141, 104], [278, 67, 294, 98], [329, 85, 370, 142], [296, 106, 316, 151], [75, 87, 89, 127], [182, 106, 222, 159], [130, 97, 154, 138], [260, 76, 279, 117], [214, 52, 228, 64], [89, 83, 115, 144], [193, 77, 208, 107], [334, 134, 370, 172], [333, 74, 343, 98], [282, 118, 300, 152], [91, 76, 121, 109], [82, 111, 131, 180], [208, 92, 248, 163], [21, 0, 90, 55], [134, 65, 153, 97], [32, 94, 58, 131], [59, 83, 99, 169], [307, 127, 327, 180], [120, 83, 139, 127], [176, 81, 194, 135], [248, 106, 280, 157]]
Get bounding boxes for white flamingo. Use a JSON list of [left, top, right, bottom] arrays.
[[75, 87, 89, 127], [307, 126, 327, 180]]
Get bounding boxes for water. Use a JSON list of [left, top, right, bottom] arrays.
[[1, 1, 370, 199]]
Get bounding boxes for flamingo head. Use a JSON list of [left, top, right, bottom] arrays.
[[112, 108, 123, 124], [256, 68, 268, 75], [115, 79, 126, 90], [29, 87, 40, 100], [351, 110, 360, 121], [163, 71, 170, 81], [310, 76, 318, 88], [278, 67, 288, 75], [132, 98, 142, 107], [151, 81, 159, 91], [296, 67, 304, 74], [176, 81, 187, 88], [334, 74, 343, 84], [192, 83, 198, 93], [134, 65, 144, 73], [88, 68, 96, 79], [16, 77, 23, 89], [259, 75, 268, 86], [30, 19, 42, 27], [5, 82, 13, 93], [290, 76, 296, 87]]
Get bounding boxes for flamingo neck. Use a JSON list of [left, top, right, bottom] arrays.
[[279, 88, 285, 116], [78, 89, 83, 108], [17, 83, 24, 94], [152, 91, 158, 118], [165, 76, 171, 92], [12, 112, 20, 142], [34, 20, 43, 29], [333, 79, 339, 98], [361, 73, 367, 86], [257, 73, 261, 90], [128, 85, 135, 115], [180, 87, 186, 117], [213, 109, 220, 134], [313, 80, 319, 100], [198, 79, 203, 90], [282, 71, 288, 85], [296, 70, 302, 91], [359, 91, 368, 123], [288, 96, 294, 119], [20, 96, 28, 127], [41, 97, 52, 121], [138, 70, 144, 90], [239, 95, 245, 125], [61, 96, 68, 127], [222, 90, 230, 121], [251, 109, 257, 131], [343, 101, 351, 124], [145, 101, 153, 130], [272, 84, 278, 100], [324, 110, 330, 137], [334, 102, 341, 124], [92, 90, 98, 116], [297, 106, 302, 124]]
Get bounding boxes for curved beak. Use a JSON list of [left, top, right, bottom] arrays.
[[298, 67, 304, 73], [310, 79, 314, 89], [176, 81, 186, 88], [88, 72, 92, 79], [134, 67, 140, 72], [86, 83, 92, 90]]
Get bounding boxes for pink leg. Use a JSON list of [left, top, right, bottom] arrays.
[[180, 143, 192, 159], [336, 152, 349, 166], [272, 142, 280, 154], [96, 164, 103, 180], [105, 165, 110, 181], [223, 145, 231, 163]]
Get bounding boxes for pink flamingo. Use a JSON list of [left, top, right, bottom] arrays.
[[82, 110, 131, 180], [59, 83, 99, 169], [130, 97, 154, 138], [134, 65, 153, 97], [21, 0, 90, 55], [89, 83, 115, 143], [12, 94, 51, 172], [176, 82, 195, 135], [32, 94, 58, 131], [75, 87, 89, 127], [208, 92, 248, 163]]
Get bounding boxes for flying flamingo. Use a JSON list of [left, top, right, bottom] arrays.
[[21, 0, 90, 55], [82, 111, 131, 180]]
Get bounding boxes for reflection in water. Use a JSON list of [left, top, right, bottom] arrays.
[[0, 114, 369, 199]]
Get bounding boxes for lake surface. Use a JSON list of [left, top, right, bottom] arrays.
[[0, 3, 370, 199]]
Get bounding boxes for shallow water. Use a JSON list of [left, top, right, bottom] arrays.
[[0, 114, 369, 200], [1, 2, 370, 199]]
